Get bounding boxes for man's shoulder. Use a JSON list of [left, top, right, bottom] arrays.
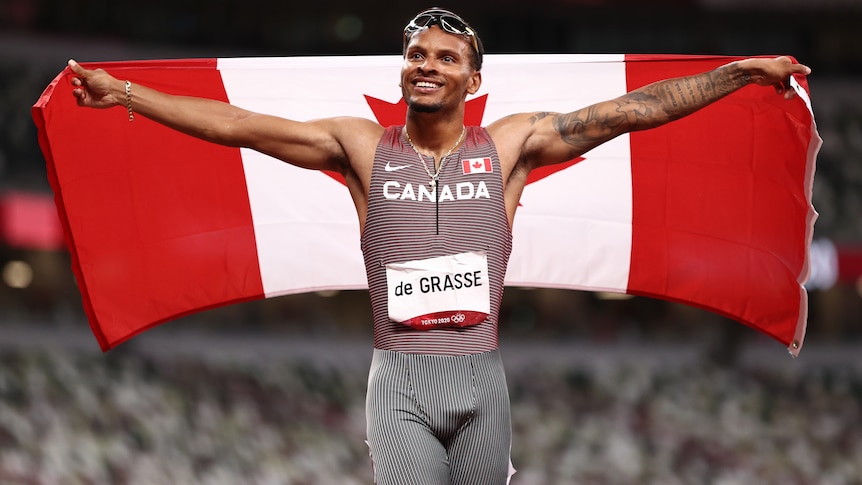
[[323, 116, 386, 150], [327, 116, 385, 134], [485, 114, 535, 154]]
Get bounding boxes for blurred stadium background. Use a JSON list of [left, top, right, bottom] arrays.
[[2, 0, 862, 483]]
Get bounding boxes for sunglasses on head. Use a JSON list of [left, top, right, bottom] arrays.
[[403, 11, 479, 54]]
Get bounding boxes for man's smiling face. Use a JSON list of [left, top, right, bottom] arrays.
[[401, 26, 481, 115]]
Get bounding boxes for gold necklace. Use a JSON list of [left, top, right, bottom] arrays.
[[404, 126, 466, 189]]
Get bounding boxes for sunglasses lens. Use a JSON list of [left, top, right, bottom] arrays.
[[438, 16, 467, 35], [406, 14, 436, 32], [404, 12, 479, 55], [438, 16, 478, 54]]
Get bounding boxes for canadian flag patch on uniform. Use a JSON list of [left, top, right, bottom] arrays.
[[462, 157, 492, 174]]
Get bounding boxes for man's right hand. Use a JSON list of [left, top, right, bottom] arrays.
[[68, 59, 123, 109]]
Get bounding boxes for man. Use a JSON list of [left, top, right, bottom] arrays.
[[68, 7, 810, 485]]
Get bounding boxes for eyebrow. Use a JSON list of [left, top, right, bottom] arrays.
[[405, 44, 466, 60]]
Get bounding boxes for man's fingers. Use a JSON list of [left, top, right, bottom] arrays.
[[68, 60, 88, 91], [794, 63, 812, 76], [770, 56, 811, 76], [768, 57, 810, 99], [68, 59, 86, 76], [68, 60, 95, 106], [782, 59, 809, 99]]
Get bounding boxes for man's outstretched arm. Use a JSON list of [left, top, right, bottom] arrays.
[[67, 59, 373, 173], [498, 56, 811, 169]]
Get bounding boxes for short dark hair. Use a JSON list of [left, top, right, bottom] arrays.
[[402, 8, 484, 71]]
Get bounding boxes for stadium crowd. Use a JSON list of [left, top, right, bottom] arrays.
[[0, 339, 860, 484]]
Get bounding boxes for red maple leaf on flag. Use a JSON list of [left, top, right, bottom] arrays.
[[323, 94, 585, 194]]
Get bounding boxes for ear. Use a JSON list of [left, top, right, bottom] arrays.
[[466, 70, 482, 95]]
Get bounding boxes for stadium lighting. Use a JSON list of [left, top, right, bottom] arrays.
[[596, 291, 634, 300], [2, 260, 34, 289]]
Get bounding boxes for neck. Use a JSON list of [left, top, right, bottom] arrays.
[[404, 115, 466, 159]]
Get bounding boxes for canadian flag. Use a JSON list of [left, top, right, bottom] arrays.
[[462, 157, 493, 174], [32, 54, 820, 354]]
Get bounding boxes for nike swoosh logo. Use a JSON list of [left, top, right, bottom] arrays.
[[384, 161, 410, 172]]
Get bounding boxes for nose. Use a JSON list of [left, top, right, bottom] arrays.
[[417, 57, 437, 74]]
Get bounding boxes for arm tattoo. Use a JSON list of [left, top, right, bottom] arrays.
[[553, 62, 753, 151], [641, 63, 752, 124], [527, 112, 551, 125], [550, 92, 661, 153]]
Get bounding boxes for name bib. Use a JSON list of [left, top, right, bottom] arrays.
[[385, 251, 491, 330]]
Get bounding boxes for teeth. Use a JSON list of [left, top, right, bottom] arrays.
[[416, 81, 439, 88]]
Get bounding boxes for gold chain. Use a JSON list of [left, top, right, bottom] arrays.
[[404, 126, 466, 189]]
